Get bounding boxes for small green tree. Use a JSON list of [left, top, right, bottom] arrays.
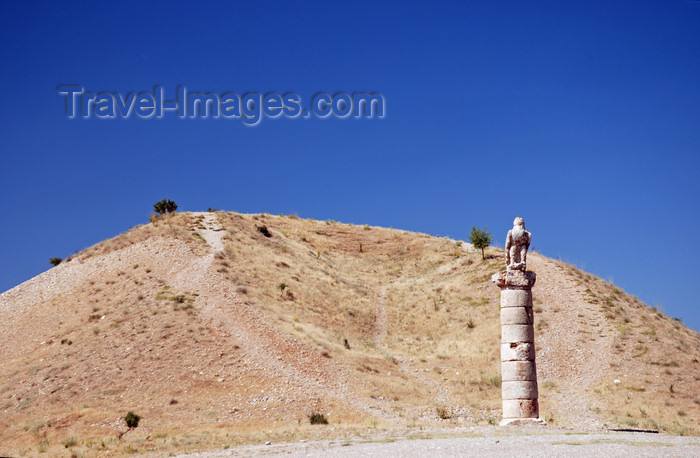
[[49, 257, 63, 267], [153, 199, 166, 216], [153, 198, 178, 216], [124, 411, 140, 429], [164, 199, 178, 213], [469, 226, 493, 260]]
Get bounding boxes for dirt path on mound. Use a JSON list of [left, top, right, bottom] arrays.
[[171, 213, 395, 422], [198, 212, 225, 251], [529, 255, 615, 427]]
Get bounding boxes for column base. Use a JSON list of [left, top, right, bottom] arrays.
[[499, 417, 547, 426]]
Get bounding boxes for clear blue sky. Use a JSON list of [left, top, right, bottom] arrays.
[[1, 1, 699, 331]]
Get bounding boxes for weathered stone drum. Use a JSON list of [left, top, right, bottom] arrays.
[[492, 218, 546, 426]]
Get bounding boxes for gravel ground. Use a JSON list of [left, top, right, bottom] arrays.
[[179, 428, 700, 457]]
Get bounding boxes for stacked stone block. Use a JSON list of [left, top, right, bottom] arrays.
[[493, 269, 546, 425]]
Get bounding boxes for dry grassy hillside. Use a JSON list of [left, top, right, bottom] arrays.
[[0, 211, 698, 456]]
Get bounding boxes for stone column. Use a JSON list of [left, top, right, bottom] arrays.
[[492, 269, 546, 426]]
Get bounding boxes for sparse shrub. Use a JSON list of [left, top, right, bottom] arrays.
[[343, 338, 351, 350], [257, 225, 272, 237], [62, 436, 78, 448], [467, 319, 475, 329], [468, 226, 492, 260], [124, 411, 140, 429], [49, 257, 63, 267], [309, 412, 328, 425], [436, 406, 453, 419]]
